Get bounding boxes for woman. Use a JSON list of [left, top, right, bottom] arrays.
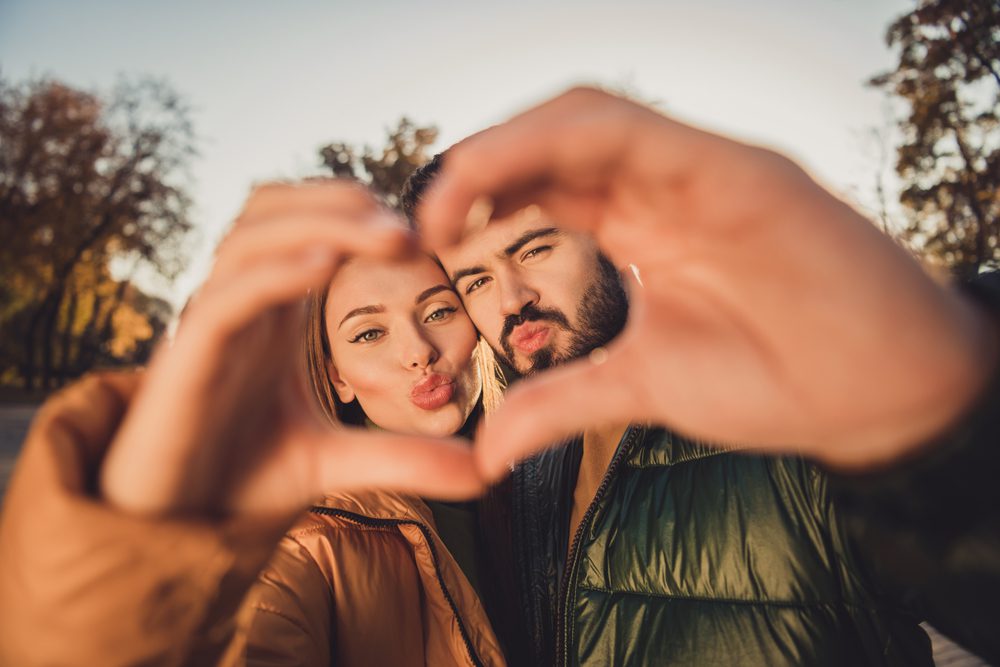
[[230, 252, 519, 666]]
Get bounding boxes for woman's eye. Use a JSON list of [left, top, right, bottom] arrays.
[[426, 306, 457, 323], [465, 276, 490, 295], [521, 245, 552, 262], [349, 329, 383, 343]]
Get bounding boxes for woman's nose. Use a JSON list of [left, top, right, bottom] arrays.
[[401, 327, 439, 370]]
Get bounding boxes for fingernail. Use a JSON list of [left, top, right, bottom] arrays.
[[482, 455, 509, 482], [589, 347, 609, 365], [519, 204, 542, 224], [371, 210, 406, 229], [303, 248, 335, 268], [464, 196, 494, 237]]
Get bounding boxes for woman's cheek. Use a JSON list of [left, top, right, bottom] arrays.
[[341, 360, 398, 408]]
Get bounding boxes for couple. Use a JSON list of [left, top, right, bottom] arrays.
[[225, 158, 930, 665], [45, 161, 937, 666], [2, 89, 996, 666]]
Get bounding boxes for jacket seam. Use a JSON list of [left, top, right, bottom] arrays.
[[288, 520, 396, 539], [251, 602, 314, 635], [575, 585, 887, 611], [626, 445, 755, 469]]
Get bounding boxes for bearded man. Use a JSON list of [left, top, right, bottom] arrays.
[[402, 153, 932, 667]]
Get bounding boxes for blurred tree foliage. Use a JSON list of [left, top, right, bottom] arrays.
[[0, 76, 194, 390], [871, 0, 999, 278], [318, 117, 438, 209]]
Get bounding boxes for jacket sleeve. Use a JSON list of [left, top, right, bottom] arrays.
[[0, 373, 293, 667], [825, 277, 1000, 664], [224, 535, 335, 667]]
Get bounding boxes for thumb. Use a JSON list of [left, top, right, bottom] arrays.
[[476, 341, 643, 480], [311, 429, 487, 501]]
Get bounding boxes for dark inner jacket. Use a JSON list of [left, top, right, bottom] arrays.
[[825, 274, 1000, 664], [508, 425, 934, 667]]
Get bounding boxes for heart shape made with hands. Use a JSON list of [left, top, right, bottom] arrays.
[[100, 88, 993, 518]]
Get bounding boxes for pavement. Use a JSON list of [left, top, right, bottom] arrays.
[[0, 404, 990, 665], [0, 403, 38, 503]]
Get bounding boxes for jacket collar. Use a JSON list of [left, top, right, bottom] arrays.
[[311, 489, 436, 527]]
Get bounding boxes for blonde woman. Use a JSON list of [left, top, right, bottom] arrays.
[[0, 181, 520, 666]]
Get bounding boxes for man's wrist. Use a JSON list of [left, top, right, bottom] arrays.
[[822, 276, 1000, 472], [826, 272, 1000, 482]]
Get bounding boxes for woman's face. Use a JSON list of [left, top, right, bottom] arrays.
[[325, 255, 481, 437]]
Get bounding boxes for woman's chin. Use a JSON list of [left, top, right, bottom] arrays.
[[370, 403, 471, 438], [416, 418, 465, 439], [410, 404, 469, 439]]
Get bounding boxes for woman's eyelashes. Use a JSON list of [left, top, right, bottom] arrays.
[[347, 306, 458, 344], [348, 327, 384, 344], [425, 306, 457, 323]]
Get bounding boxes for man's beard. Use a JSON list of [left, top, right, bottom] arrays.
[[498, 254, 629, 376]]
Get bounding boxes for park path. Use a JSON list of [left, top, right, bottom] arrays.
[[0, 404, 990, 665], [0, 404, 37, 503]]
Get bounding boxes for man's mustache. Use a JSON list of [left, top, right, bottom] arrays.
[[500, 304, 572, 351]]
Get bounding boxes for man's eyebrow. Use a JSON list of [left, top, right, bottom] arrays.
[[450, 265, 487, 285], [503, 227, 561, 257], [415, 284, 452, 304], [449, 228, 562, 285], [338, 305, 384, 329]]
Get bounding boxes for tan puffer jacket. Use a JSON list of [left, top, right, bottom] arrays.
[[228, 492, 506, 666], [0, 373, 505, 667]]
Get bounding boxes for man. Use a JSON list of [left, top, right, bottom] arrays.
[[403, 154, 933, 666], [414, 88, 1000, 663]]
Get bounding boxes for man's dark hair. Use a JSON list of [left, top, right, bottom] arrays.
[[400, 152, 445, 228]]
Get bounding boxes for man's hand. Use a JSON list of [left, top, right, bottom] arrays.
[[419, 87, 996, 478], [101, 180, 484, 516]]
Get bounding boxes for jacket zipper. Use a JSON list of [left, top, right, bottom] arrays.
[[309, 506, 485, 667], [555, 426, 643, 667]]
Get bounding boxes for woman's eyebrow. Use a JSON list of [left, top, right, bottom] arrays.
[[338, 305, 384, 329], [415, 284, 452, 304]]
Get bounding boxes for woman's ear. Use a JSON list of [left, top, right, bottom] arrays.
[[327, 360, 356, 403]]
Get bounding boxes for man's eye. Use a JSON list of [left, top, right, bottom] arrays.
[[465, 276, 490, 295], [349, 329, 383, 343], [425, 307, 457, 323], [521, 245, 552, 262]]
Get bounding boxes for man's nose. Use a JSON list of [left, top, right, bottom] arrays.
[[497, 268, 540, 318]]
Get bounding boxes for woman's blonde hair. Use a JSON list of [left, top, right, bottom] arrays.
[[304, 283, 505, 428]]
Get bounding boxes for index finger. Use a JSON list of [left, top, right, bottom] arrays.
[[415, 87, 658, 248], [237, 178, 380, 226]]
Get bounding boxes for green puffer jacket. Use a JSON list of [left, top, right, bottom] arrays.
[[509, 426, 933, 666]]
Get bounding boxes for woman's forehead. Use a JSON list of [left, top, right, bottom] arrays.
[[326, 255, 452, 314]]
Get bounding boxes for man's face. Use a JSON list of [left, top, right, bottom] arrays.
[[436, 211, 628, 376]]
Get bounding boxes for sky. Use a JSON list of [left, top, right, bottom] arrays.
[[1, 0, 915, 307]]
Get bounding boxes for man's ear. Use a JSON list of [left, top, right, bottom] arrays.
[[327, 360, 356, 403]]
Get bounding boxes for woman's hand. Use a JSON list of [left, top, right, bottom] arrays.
[[101, 181, 484, 516]]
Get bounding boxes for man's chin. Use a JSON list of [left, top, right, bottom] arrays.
[[519, 346, 561, 376], [497, 342, 567, 377]]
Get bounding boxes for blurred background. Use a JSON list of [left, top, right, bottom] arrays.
[[2, 0, 997, 397], [0, 3, 997, 662]]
